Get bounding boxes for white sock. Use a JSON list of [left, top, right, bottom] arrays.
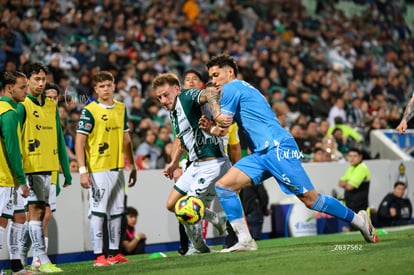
[[20, 221, 31, 265], [108, 216, 121, 250], [0, 226, 5, 251], [44, 237, 49, 253], [29, 221, 49, 264], [90, 215, 104, 254], [8, 222, 24, 260], [183, 223, 208, 251], [351, 213, 365, 230], [230, 218, 252, 243]]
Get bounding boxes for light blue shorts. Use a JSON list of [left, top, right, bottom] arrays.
[[234, 138, 314, 195]]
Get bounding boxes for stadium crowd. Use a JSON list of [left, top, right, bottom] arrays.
[[1, 0, 413, 165]]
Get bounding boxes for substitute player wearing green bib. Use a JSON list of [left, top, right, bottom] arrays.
[[75, 71, 137, 267]]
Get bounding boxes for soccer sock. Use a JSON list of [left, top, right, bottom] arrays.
[[310, 194, 355, 222], [108, 216, 121, 251], [350, 213, 366, 230], [215, 185, 244, 222], [90, 215, 104, 254], [28, 220, 50, 264], [230, 218, 252, 243], [44, 236, 49, 252], [8, 222, 24, 260], [183, 223, 208, 251], [20, 221, 31, 265]]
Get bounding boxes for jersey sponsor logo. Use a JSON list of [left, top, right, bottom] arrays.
[[28, 139, 40, 152], [275, 144, 303, 161], [98, 142, 109, 154], [105, 126, 121, 132], [35, 124, 53, 130]]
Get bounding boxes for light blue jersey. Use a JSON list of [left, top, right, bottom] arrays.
[[220, 80, 313, 193], [221, 80, 291, 154], [216, 79, 356, 226]]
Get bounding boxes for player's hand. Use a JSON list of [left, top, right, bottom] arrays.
[[19, 184, 29, 198], [128, 168, 137, 187], [63, 179, 71, 188], [163, 162, 178, 180], [80, 173, 91, 189], [396, 120, 408, 134], [215, 114, 233, 128], [199, 115, 213, 132]]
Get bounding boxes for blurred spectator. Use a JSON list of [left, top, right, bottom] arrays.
[[375, 181, 413, 227], [0, 22, 23, 72], [135, 129, 161, 169], [312, 87, 332, 119], [328, 97, 346, 126]]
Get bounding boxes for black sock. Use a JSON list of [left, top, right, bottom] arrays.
[[10, 259, 24, 272], [95, 253, 104, 259], [108, 249, 119, 257]]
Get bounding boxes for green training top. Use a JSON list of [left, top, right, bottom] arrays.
[[16, 93, 72, 185], [0, 96, 26, 185]]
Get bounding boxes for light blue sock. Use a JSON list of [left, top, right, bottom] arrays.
[[311, 194, 354, 222], [215, 185, 244, 222]]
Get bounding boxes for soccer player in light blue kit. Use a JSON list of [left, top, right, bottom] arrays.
[[204, 54, 378, 252]]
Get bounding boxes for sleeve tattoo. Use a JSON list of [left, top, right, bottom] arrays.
[[403, 97, 414, 122]]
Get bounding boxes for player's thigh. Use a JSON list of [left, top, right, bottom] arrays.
[[108, 171, 126, 217], [166, 189, 184, 212], [89, 171, 111, 215]]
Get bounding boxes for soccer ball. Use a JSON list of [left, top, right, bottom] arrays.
[[175, 196, 205, 225]]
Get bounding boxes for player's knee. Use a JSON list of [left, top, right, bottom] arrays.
[[298, 190, 318, 208], [166, 201, 175, 212]]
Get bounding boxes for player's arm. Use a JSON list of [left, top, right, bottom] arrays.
[[123, 109, 137, 187], [163, 137, 185, 179], [124, 131, 137, 187], [75, 132, 90, 189], [1, 111, 29, 197], [199, 86, 232, 127], [56, 107, 72, 187], [198, 114, 228, 137], [397, 95, 414, 134]]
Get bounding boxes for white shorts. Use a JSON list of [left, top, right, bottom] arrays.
[[174, 157, 231, 207], [0, 187, 14, 219], [48, 184, 57, 212], [14, 187, 26, 213], [26, 173, 51, 205], [89, 170, 126, 217]]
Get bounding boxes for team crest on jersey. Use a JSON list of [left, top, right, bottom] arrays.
[[176, 107, 182, 117]]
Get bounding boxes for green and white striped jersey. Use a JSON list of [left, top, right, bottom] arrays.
[[171, 89, 225, 162]]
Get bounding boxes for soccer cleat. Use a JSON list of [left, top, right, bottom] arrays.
[[185, 244, 211, 255], [11, 269, 32, 275], [177, 247, 188, 256], [107, 253, 129, 265], [220, 238, 258, 253], [39, 262, 63, 273], [358, 210, 379, 243], [30, 258, 40, 271], [93, 255, 110, 267], [213, 211, 228, 235]]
